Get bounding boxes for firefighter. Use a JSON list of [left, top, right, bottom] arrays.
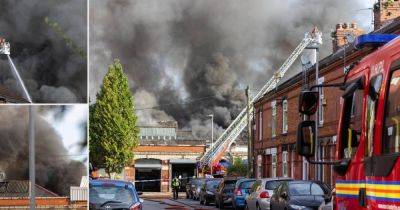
[[171, 175, 181, 200]]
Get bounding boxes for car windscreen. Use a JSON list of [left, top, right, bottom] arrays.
[[206, 180, 220, 189], [265, 180, 286, 190], [90, 185, 137, 205], [224, 180, 237, 189], [239, 180, 255, 189], [289, 183, 324, 196]]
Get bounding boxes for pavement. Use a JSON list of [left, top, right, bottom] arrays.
[[142, 198, 221, 210]]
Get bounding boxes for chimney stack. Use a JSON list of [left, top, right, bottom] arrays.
[[331, 22, 364, 53], [374, 0, 400, 30]]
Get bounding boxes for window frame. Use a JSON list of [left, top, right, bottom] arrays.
[[282, 99, 288, 134], [282, 151, 288, 177], [259, 110, 263, 141], [271, 101, 277, 138], [382, 59, 400, 154], [271, 154, 277, 178]]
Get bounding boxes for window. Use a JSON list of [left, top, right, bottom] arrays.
[[318, 77, 325, 126], [383, 64, 400, 154], [282, 99, 288, 133], [282, 151, 288, 177], [271, 154, 277, 178], [271, 101, 277, 137], [259, 110, 263, 141], [340, 77, 364, 159], [366, 74, 383, 157]]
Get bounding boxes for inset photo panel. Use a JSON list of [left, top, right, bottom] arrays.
[[0, 0, 87, 103], [0, 105, 88, 209]]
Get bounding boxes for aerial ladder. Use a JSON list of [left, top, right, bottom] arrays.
[[200, 27, 323, 169], [0, 37, 32, 103]]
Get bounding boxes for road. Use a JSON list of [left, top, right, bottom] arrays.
[[143, 198, 226, 210]]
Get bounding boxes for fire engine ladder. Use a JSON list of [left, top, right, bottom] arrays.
[[200, 28, 322, 167]]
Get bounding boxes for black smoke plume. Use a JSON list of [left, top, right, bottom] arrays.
[[0, 106, 86, 196], [0, 0, 87, 103], [90, 0, 369, 137]]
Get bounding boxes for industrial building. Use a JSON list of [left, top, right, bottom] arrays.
[[97, 121, 247, 192], [252, 0, 400, 188]]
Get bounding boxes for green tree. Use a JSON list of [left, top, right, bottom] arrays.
[[90, 59, 139, 177], [227, 157, 248, 177]]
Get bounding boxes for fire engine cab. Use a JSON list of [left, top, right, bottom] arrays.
[[297, 34, 400, 209]]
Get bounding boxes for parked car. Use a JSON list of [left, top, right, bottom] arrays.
[[89, 179, 143, 210], [245, 178, 293, 210], [192, 178, 205, 200], [215, 177, 242, 209], [199, 178, 222, 205], [232, 178, 256, 210], [269, 180, 332, 210]]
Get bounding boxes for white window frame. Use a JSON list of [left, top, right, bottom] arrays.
[[271, 101, 277, 137], [318, 77, 324, 126], [282, 99, 288, 134], [302, 157, 309, 180], [272, 154, 277, 178], [282, 151, 288, 177], [259, 110, 263, 141]]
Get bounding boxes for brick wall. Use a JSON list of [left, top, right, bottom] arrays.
[[0, 197, 86, 209]]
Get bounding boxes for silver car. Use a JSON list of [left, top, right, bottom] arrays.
[[245, 178, 292, 210]]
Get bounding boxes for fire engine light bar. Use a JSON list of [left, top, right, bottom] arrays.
[[355, 34, 399, 48]]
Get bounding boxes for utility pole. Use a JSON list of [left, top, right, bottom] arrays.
[[245, 86, 253, 178], [29, 106, 35, 210]]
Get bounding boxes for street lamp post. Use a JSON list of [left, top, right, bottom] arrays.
[[29, 106, 35, 210], [207, 114, 214, 176]]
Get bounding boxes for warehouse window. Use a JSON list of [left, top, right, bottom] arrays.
[[271, 154, 277, 178], [282, 151, 288, 177], [259, 110, 263, 141], [272, 101, 277, 137], [282, 99, 288, 134]]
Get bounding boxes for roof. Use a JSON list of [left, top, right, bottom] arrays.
[[255, 18, 400, 105], [0, 85, 29, 103], [0, 180, 59, 197], [133, 145, 205, 153]]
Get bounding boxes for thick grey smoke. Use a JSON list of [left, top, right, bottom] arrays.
[[0, 106, 86, 196], [0, 0, 87, 103], [90, 0, 370, 137]]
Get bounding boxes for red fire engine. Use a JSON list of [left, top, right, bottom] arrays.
[[297, 34, 400, 209]]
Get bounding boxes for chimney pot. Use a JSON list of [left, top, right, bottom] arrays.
[[343, 23, 349, 29], [351, 22, 357, 28], [336, 23, 342, 29]]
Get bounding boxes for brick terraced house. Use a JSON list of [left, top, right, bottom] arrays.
[[252, 2, 400, 188]]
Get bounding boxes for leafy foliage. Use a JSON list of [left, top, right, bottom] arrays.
[[89, 59, 139, 175], [227, 156, 248, 177]]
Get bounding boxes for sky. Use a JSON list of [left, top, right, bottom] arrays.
[[44, 105, 87, 162]]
